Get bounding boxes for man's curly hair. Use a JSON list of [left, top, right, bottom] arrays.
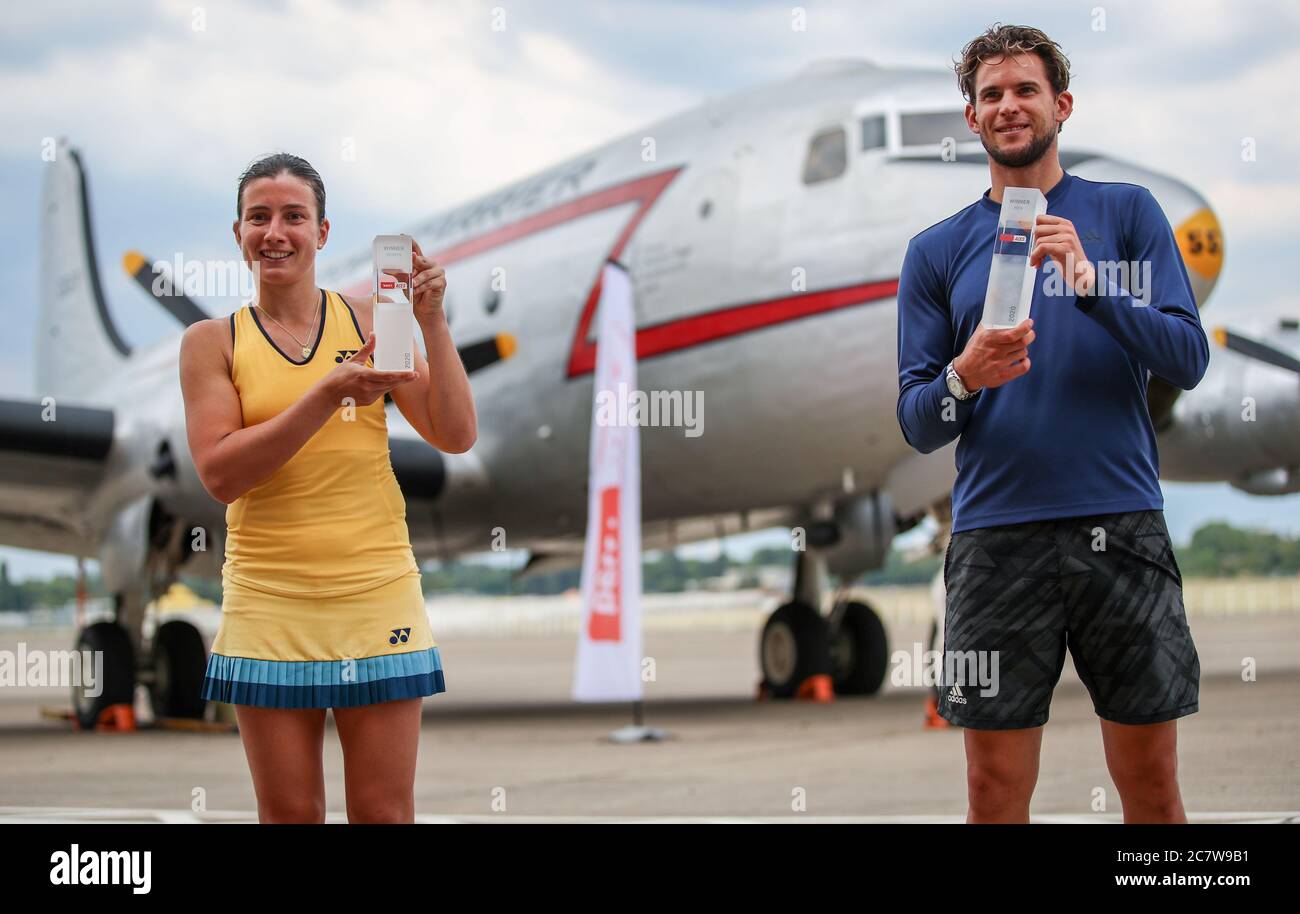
[[955, 23, 1072, 105]]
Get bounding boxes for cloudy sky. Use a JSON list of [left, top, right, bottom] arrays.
[[2, 0, 1298, 578]]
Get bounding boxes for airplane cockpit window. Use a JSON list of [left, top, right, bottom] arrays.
[[802, 127, 847, 184], [899, 111, 972, 147], [860, 115, 886, 151]]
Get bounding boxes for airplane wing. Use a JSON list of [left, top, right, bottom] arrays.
[[507, 505, 800, 578], [0, 396, 115, 556]]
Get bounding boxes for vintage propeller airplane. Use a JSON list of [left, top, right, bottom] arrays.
[[5, 60, 1296, 727]]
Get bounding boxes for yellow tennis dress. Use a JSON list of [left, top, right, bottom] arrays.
[[201, 288, 445, 708]]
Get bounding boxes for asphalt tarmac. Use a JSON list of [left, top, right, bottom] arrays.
[[1, 606, 1296, 823]]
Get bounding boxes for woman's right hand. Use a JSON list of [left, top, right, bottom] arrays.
[[321, 332, 418, 406]]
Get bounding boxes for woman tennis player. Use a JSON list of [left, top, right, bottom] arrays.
[[179, 153, 476, 823]]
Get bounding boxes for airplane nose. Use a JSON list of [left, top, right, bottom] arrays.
[[1139, 176, 1223, 311], [1068, 157, 1223, 310], [1168, 198, 1223, 310]]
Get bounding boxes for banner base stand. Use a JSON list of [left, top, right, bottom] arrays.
[[607, 724, 668, 744]]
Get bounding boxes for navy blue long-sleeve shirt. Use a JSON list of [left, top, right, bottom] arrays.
[[895, 171, 1209, 534]]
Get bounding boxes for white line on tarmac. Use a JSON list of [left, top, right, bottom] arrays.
[[0, 807, 1296, 824]]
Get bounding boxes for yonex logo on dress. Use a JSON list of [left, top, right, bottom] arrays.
[[948, 684, 968, 705], [389, 628, 411, 645], [336, 349, 359, 362]]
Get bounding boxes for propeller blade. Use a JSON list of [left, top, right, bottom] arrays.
[[383, 331, 514, 404], [1213, 327, 1300, 375], [458, 332, 517, 375], [123, 251, 210, 327]]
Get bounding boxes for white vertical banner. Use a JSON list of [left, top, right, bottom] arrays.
[[573, 262, 643, 703]]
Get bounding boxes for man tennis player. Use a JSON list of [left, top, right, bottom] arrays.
[[895, 24, 1209, 823]]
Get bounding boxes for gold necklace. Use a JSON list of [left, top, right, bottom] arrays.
[[256, 294, 319, 358]]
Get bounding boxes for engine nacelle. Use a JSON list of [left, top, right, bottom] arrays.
[[97, 495, 154, 594], [1160, 355, 1300, 484], [819, 490, 897, 580], [1232, 467, 1300, 496], [97, 494, 216, 593]]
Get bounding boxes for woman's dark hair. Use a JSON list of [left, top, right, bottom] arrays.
[[236, 153, 326, 224]]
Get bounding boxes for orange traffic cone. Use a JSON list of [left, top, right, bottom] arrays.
[[796, 674, 834, 703], [95, 704, 137, 732]]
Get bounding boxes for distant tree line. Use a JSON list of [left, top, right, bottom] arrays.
[[2, 520, 1298, 609], [0, 565, 221, 612], [1176, 522, 1300, 577]]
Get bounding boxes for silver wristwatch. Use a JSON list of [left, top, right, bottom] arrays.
[[945, 360, 978, 400]]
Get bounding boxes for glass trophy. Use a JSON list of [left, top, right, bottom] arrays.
[[372, 234, 415, 371], [981, 187, 1047, 328]]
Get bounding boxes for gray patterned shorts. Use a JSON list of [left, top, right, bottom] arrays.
[[938, 510, 1199, 730]]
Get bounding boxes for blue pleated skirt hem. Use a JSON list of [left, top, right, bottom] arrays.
[[201, 646, 446, 709]]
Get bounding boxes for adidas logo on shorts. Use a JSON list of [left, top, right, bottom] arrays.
[[947, 684, 968, 705]]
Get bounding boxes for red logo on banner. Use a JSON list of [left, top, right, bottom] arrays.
[[380, 279, 396, 290], [588, 485, 622, 641]]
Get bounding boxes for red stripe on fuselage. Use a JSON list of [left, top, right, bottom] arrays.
[[436, 169, 681, 268], [346, 166, 898, 378], [341, 167, 682, 293], [627, 279, 900, 365]]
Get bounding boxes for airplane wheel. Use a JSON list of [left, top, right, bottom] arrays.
[[150, 620, 208, 720], [72, 621, 136, 730], [830, 601, 888, 695], [760, 601, 829, 699]]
